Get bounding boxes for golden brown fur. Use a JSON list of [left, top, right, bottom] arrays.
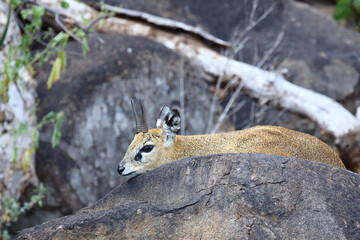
[[118, 125, 344, 178]]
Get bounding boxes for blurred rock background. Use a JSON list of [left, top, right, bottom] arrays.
[[3, 0, 359, 235]]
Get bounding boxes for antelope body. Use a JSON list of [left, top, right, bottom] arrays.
[[117, 102, 345, 179]]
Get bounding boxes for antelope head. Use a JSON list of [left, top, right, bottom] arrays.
[[117, 100, 180, 179]]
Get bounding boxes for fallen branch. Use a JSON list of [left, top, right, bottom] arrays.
[[35, 0, 360, 171], [95, 3, 232, 49], [39, 0, 231, 49]]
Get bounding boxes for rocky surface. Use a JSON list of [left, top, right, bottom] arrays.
[[18, 153, 360, 239], [12, 33, 230, 231], [86, 0, 360, 128], [13, 0, 360, 233]]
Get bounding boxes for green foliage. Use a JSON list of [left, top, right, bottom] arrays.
[[9, 0, 21, 8], [0, 183, 48, 240], [334, 0, 353, 20], [76, 29, 89, 56], [32, 111, 65, 149], [334, 0, 360, 28], [98, 0, 116, 28], [0, 3, 72, 238], [354, 0, 360, 13], [0, 0, 94, 235], [52, 112, 64, 148], [2, 4, 47, 102], [1, 2, 66, 152], [47, 57, 61, 89], [21, 5, 45, 36], [60, 1, 70, 9]]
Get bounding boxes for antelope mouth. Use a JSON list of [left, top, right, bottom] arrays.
[[122, 171, 139, 180]]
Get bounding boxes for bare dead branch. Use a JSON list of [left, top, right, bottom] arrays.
[[234, 1, 277, 46], [206, 1, 276, 133], [82, 13, 114, 32], [55, 13, 82, 42], [35, 0, 360, 171], [179, 57, 185, 135], [229, 100, 247, 117], [256, 30, 285, 68], [249, 0, 259, 24], [38, 0, 360, 139], [211, 80, 244, 133], [96, 3, 232, 49]]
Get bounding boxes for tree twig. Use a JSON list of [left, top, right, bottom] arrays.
[[211, 80, 244, 133], [54, 13, 82, 42], [179, 57, 185, 135], [17, 1, 112, 47], [256, 30, 285, 68], [36, 0, 360, 153]]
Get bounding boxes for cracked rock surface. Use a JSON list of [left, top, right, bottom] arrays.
[[18, 153, 360, 239], [13, 33, 229, 231]]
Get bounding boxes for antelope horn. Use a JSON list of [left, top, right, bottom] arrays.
[[131, 99, 141, 134], [140, 100, 148, 133]]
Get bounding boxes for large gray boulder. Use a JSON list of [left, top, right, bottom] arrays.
[[84, 0, 360, 135], [91, 0, 360, 102], [13, 33, 228, 230], [15, 0, 360, 232], [18, 153, 360, 239]]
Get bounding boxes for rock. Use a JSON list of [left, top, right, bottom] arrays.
[[18, 153, 360, 239], [13, 33, 230, 231], [16, 0, 360, 231], [90, 0, 360, 130], [278, 58, 359, 101]]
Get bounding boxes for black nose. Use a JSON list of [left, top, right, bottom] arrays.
[[117, 164, 125, 175]]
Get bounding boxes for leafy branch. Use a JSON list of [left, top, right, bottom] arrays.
[[0, 183, 48, 240], [334, 0, 360, 29]]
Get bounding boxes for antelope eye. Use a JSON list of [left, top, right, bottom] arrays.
[[141, 145, 154, 153], [135, 153, 142, 161]]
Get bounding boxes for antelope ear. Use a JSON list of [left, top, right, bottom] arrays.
[[156, 106, 181, 147], [156, 106, 170, 129]]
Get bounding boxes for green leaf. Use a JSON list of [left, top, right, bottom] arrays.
[[44, 27, 55, 39], [82, 39, 89, 56], [31, 5, 45, 18], [35, 111, 55, 130], [12, 146, 18, 166], [334, 0, 352, 20], [18, 122, 28, 136], [20, 9, 32, 20], [4, 91, 9, 103], [22, 148, 34, 172], [32, 129, 40, 149], [60, 1, 70, 9], [58, 51, 67, 72], [51, 112, 64, 148], [32, 17, 42, 28], [353, 0, 360, 14], [76, 29, 86, 38], [0, 80, 8, 92], [10, 0, 21, 7], [47, 57, 61, 89], [81, 16, 91, 26], [53, 32, 67, 44]]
